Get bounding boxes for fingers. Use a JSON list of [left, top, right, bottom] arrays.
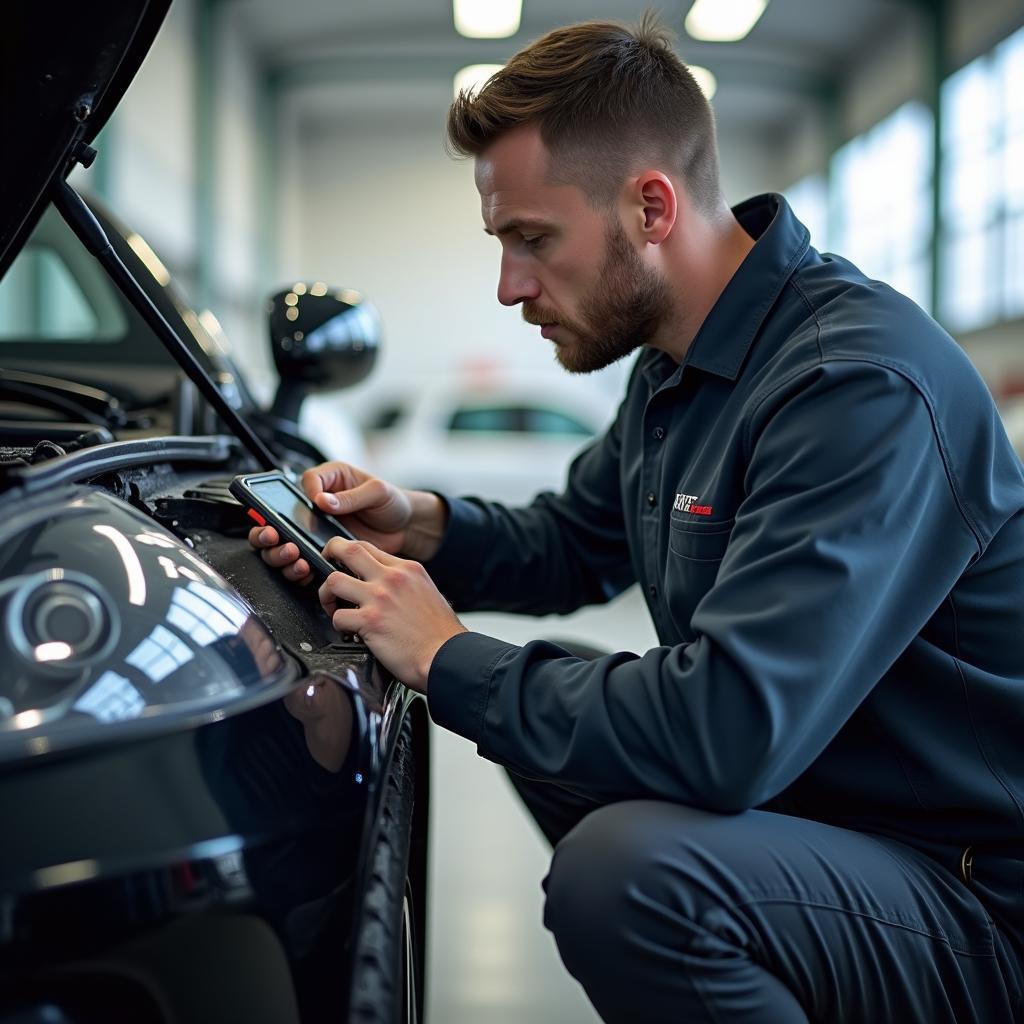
[[300, 461, 385, 517], [259, 540, 300, 568], [248, 524, 279, 548], [329, 606, 361, 635], [248, 529, 313, 583], [265, 545, 312, 583], [318, 568, 367, 610], [323, 537, 402, 577], [246, 520, 313, 584], [315, 476, 390, 516], [302, 462, 362, 502], [282, 558, 313, 584]]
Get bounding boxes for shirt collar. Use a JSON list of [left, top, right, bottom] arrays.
[[645, 193, 810, 385]]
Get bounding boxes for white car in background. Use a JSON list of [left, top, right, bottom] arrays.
[[300, 391, 370, 466], [362, 371, 618, 505]]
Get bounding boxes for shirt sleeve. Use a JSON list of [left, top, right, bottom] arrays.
[[426, 360, 981, 811], [421, 396, 635, 616]]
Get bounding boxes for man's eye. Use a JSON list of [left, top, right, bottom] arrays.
[[523, 235, 546, 250]]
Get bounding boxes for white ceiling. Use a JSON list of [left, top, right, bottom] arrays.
[[227, 0, 920, 143]]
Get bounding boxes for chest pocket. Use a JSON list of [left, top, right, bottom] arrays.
[[665, 518, 734, 642]]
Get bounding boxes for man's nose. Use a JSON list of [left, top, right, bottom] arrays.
[[497, 254, 541, 307]]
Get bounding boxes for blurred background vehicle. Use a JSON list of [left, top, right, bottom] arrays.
[[362, 368, 616, 503]]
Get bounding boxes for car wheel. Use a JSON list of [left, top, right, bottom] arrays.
[[347, 716, 421, 1024]]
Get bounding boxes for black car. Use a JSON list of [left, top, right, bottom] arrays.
[[0, 4, 429, 1023]]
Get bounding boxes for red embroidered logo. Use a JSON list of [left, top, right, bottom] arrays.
[[673, 493, 713, 516]]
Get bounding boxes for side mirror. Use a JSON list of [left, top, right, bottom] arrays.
[[267, 284, 380, 423]]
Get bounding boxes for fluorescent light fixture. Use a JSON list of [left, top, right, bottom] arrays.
[[688, 65, 717, 100], [685, 0, 768, 42], [454, 64, 504, 100], [454, 0, 520, 38]]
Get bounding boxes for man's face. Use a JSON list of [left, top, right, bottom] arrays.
[[476, 126, 670, 373]]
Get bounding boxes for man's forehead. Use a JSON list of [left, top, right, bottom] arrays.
[[473, 125, 550, 195], [474, 127, 587, 232]]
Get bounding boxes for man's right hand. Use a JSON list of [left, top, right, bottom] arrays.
[[247, 461, 449, 585]]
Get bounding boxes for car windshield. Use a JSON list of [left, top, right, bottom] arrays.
[[0, 200, 259, 423], [0, 207, 129, 345]]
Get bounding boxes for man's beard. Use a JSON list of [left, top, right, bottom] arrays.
[[523, 220, 671, 374]]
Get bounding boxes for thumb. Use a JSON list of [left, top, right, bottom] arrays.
[[315, 476, 388, 516]]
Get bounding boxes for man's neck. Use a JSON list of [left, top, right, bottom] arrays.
[[650, 208, 756, 363]]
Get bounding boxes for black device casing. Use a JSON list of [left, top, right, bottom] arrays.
[[229, 471, 356, 580]]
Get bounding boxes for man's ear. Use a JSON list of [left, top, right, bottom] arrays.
[[632, 172, 677, 245]]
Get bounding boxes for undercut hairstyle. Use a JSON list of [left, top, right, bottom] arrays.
[[446, 11, 723, 214]]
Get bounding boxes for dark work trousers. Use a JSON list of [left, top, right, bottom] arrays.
[[506, 771, 1024, 1024]]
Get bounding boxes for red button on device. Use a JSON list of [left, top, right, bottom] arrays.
[[247, 508, 267, 527]]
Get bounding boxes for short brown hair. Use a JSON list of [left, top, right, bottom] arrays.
[[446, 11, 722, 213]]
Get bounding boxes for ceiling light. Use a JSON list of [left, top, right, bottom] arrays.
[[688, 65, 717, 100], [454, 64, 504, 100], [454, 0, 521, 39], [685, 0, 768, 42]]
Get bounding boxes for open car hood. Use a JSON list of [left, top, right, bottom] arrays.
[[0, 0, 171, 282]]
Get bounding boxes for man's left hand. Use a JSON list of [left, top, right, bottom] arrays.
[[318, 538, 467, 693]]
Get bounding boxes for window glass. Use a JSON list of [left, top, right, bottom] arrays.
[[1005, 212, 1024, 318], [943, 57, 995, 151], [942, 226, 991, 332], [1006, 131, 1024, 213], [996, 25, 1024, 135], [943, 150, 997, 230], [524, 408, 593, 437], [830, 101, 934, 313], [782, 174, 828, 250], [448, 406, 521, 433], [0, 208, 129, 344], [940, 24, 1024, 332], [0, 247, 100, 340]]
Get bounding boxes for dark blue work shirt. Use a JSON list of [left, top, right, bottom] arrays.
[[425, 194, 1024, 941]]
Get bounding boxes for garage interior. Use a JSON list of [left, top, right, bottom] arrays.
[[3, 1, 1024, 1021]]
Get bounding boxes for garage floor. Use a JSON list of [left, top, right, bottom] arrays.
[[427, 585, 657, 1024]]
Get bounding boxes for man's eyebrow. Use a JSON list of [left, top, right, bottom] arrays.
[[484, 218, 555, 237]]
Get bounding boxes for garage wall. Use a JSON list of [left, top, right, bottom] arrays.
[[78, 0, 199, 274], [71, 0, 272, 392], [280, 80, 803, 419], [210, 1, 266, 385], [63, 0, 1024, 410]]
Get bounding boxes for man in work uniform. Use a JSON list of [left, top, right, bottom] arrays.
[[252, 14, 1024, 1022]]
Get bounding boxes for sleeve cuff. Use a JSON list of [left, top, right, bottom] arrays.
[[426, 630, 520, 743], [420, 495, 494, 603]]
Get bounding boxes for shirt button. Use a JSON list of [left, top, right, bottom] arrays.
[[648, 584, 658, 600], [646, 491, 657, 508], [652, 426, 665, 440]]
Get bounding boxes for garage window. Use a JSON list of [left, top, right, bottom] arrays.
[[940, 24, 1024, 332]]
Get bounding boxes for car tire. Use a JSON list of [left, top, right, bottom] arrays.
[[346, 715, 422, 1024]]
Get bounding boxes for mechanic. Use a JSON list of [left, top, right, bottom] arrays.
[[251, 14, 1024, 1023]]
